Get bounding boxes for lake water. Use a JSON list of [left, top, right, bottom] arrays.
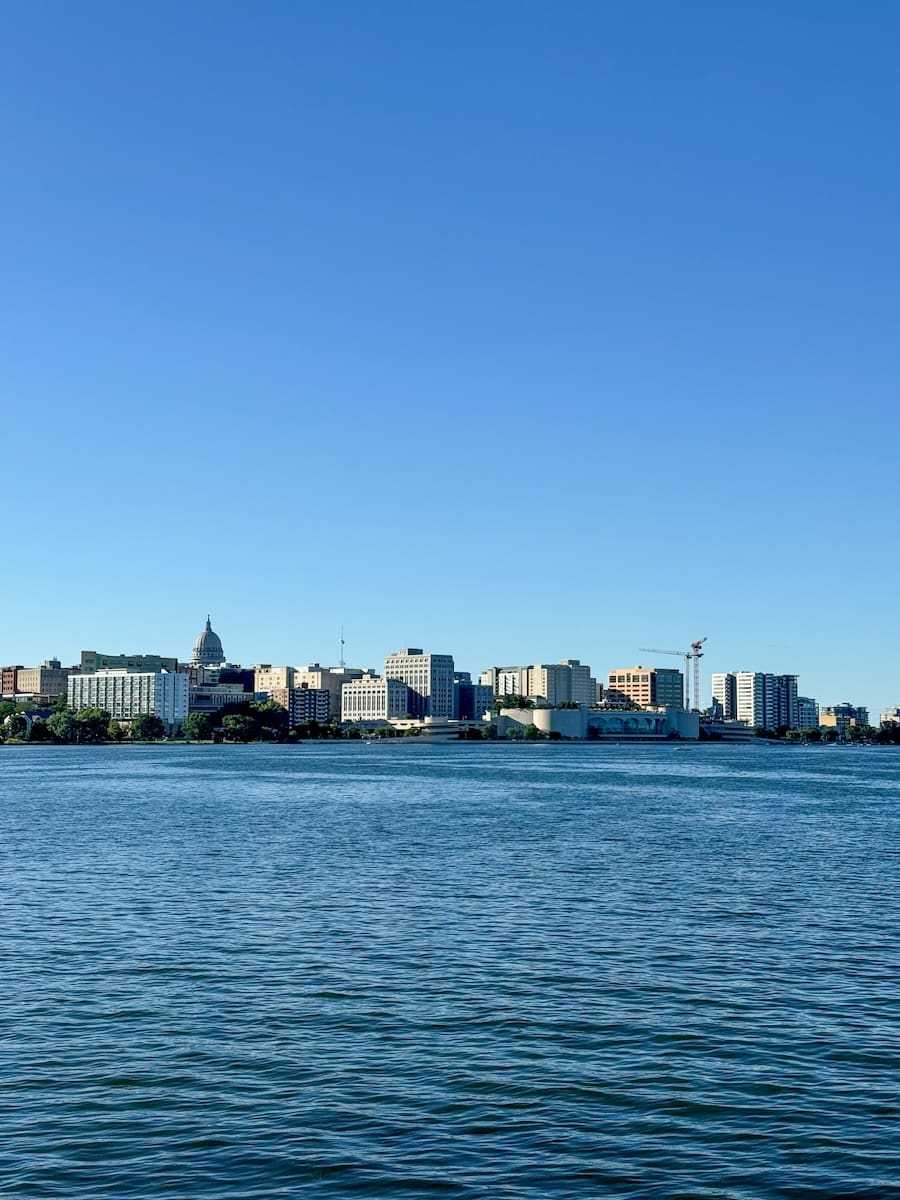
[[2, 742, 899, 1198]]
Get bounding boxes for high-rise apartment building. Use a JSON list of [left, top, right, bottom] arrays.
[[384, 649, 455, 719], [607, 666, 684, 709], [712, 671, 800, 729], [254, 665, 295, 693], [68, 670, 188, 729]]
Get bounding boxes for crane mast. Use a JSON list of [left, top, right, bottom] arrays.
[[637, 637, 708, 712]]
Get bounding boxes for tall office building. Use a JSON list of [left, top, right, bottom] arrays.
[[608, 666, 684, 709], [384, 649, 455, 719]]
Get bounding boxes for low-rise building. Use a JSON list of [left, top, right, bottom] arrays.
[[1, 665, 24, 698], [881, 705, 900, 726], [68, 669, 188, 730], [819, 703, 869, 736], [14, 660, 70, 700]]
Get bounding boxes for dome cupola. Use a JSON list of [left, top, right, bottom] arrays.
[[191, 615, 225, 667]]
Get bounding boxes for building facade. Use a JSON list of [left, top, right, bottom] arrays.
[[819, 703, 869, 736], [797, 696, 819, 730], [80, 650, 178, 674], [14, 660, 70, 699], [384, 649, 455, 719], [608, 666, 684, 709], [68, 670, 188, 729], [341, 675, 411, 722], [269, 685, 331, 726], [712, 671, 800, 730], [294, 665, 367, 721]]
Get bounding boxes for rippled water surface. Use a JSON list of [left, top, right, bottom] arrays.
[[2, 742, 899, 1198]]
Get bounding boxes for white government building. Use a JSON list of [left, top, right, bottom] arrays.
[[67, 669, 189, 730]]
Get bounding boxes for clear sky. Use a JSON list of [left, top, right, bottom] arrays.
[[3, 1, 899, 716]]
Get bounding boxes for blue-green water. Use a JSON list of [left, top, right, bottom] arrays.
[[2, 742, 899, 1198]]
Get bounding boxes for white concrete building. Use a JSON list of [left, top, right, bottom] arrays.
[[67, 669, 188, 729], [384, 649, 455, 719], [341, 675, 410, 722]]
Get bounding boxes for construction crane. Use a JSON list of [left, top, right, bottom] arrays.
[[638, 637, 708, 711]]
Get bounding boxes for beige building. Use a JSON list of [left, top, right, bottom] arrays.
[[254, 665, 295, 693], [384, 649, 455, 719], [294, 665, 367, 721], [341, 675, 411, 722], [12, 660, 70, 699], [606, 666, 684, 709]]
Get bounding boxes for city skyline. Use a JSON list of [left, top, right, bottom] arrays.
[[0, 612, 880, 719], [4, 4, 900, 719]]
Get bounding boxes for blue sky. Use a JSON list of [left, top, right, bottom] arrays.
[[3, 0, 899, 716]]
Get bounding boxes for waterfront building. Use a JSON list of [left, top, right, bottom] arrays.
[[294, 665, 367, 721], [80, 650, 178, 674], [13, 660, 70, 700], [481, 661, 597, 706], [268, 685, 331, 726], [189, 616, 226, 668], [384, 649, 455, 719], [881, 705, 900, 726], [68, 669, 188, 730], [607, 666, 684, 710], [819, 703, 870, 736], [712, 671, 800, 730], [797, 696, 819, 730], [341, 674, 411, 722]]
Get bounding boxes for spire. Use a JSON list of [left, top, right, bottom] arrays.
[[206, 615, 212, 631]]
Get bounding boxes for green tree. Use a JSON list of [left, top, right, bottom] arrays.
[[131, 713, 166, 741], [183, 712, 213, 741], [75, 708, 111, 744], [47, 709, 78, 743], [107, 721, 126, 742], [524, 723, 545, 740], [0, 700, 17, 722], [27, 720, 50, 742], [250, 700, 289, 739], [222, 714, 255, 742]]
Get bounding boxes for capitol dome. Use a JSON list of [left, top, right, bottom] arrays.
[[191, 615, 225, 667]]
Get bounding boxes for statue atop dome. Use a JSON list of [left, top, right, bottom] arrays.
[[190, 615, 225, 667]]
